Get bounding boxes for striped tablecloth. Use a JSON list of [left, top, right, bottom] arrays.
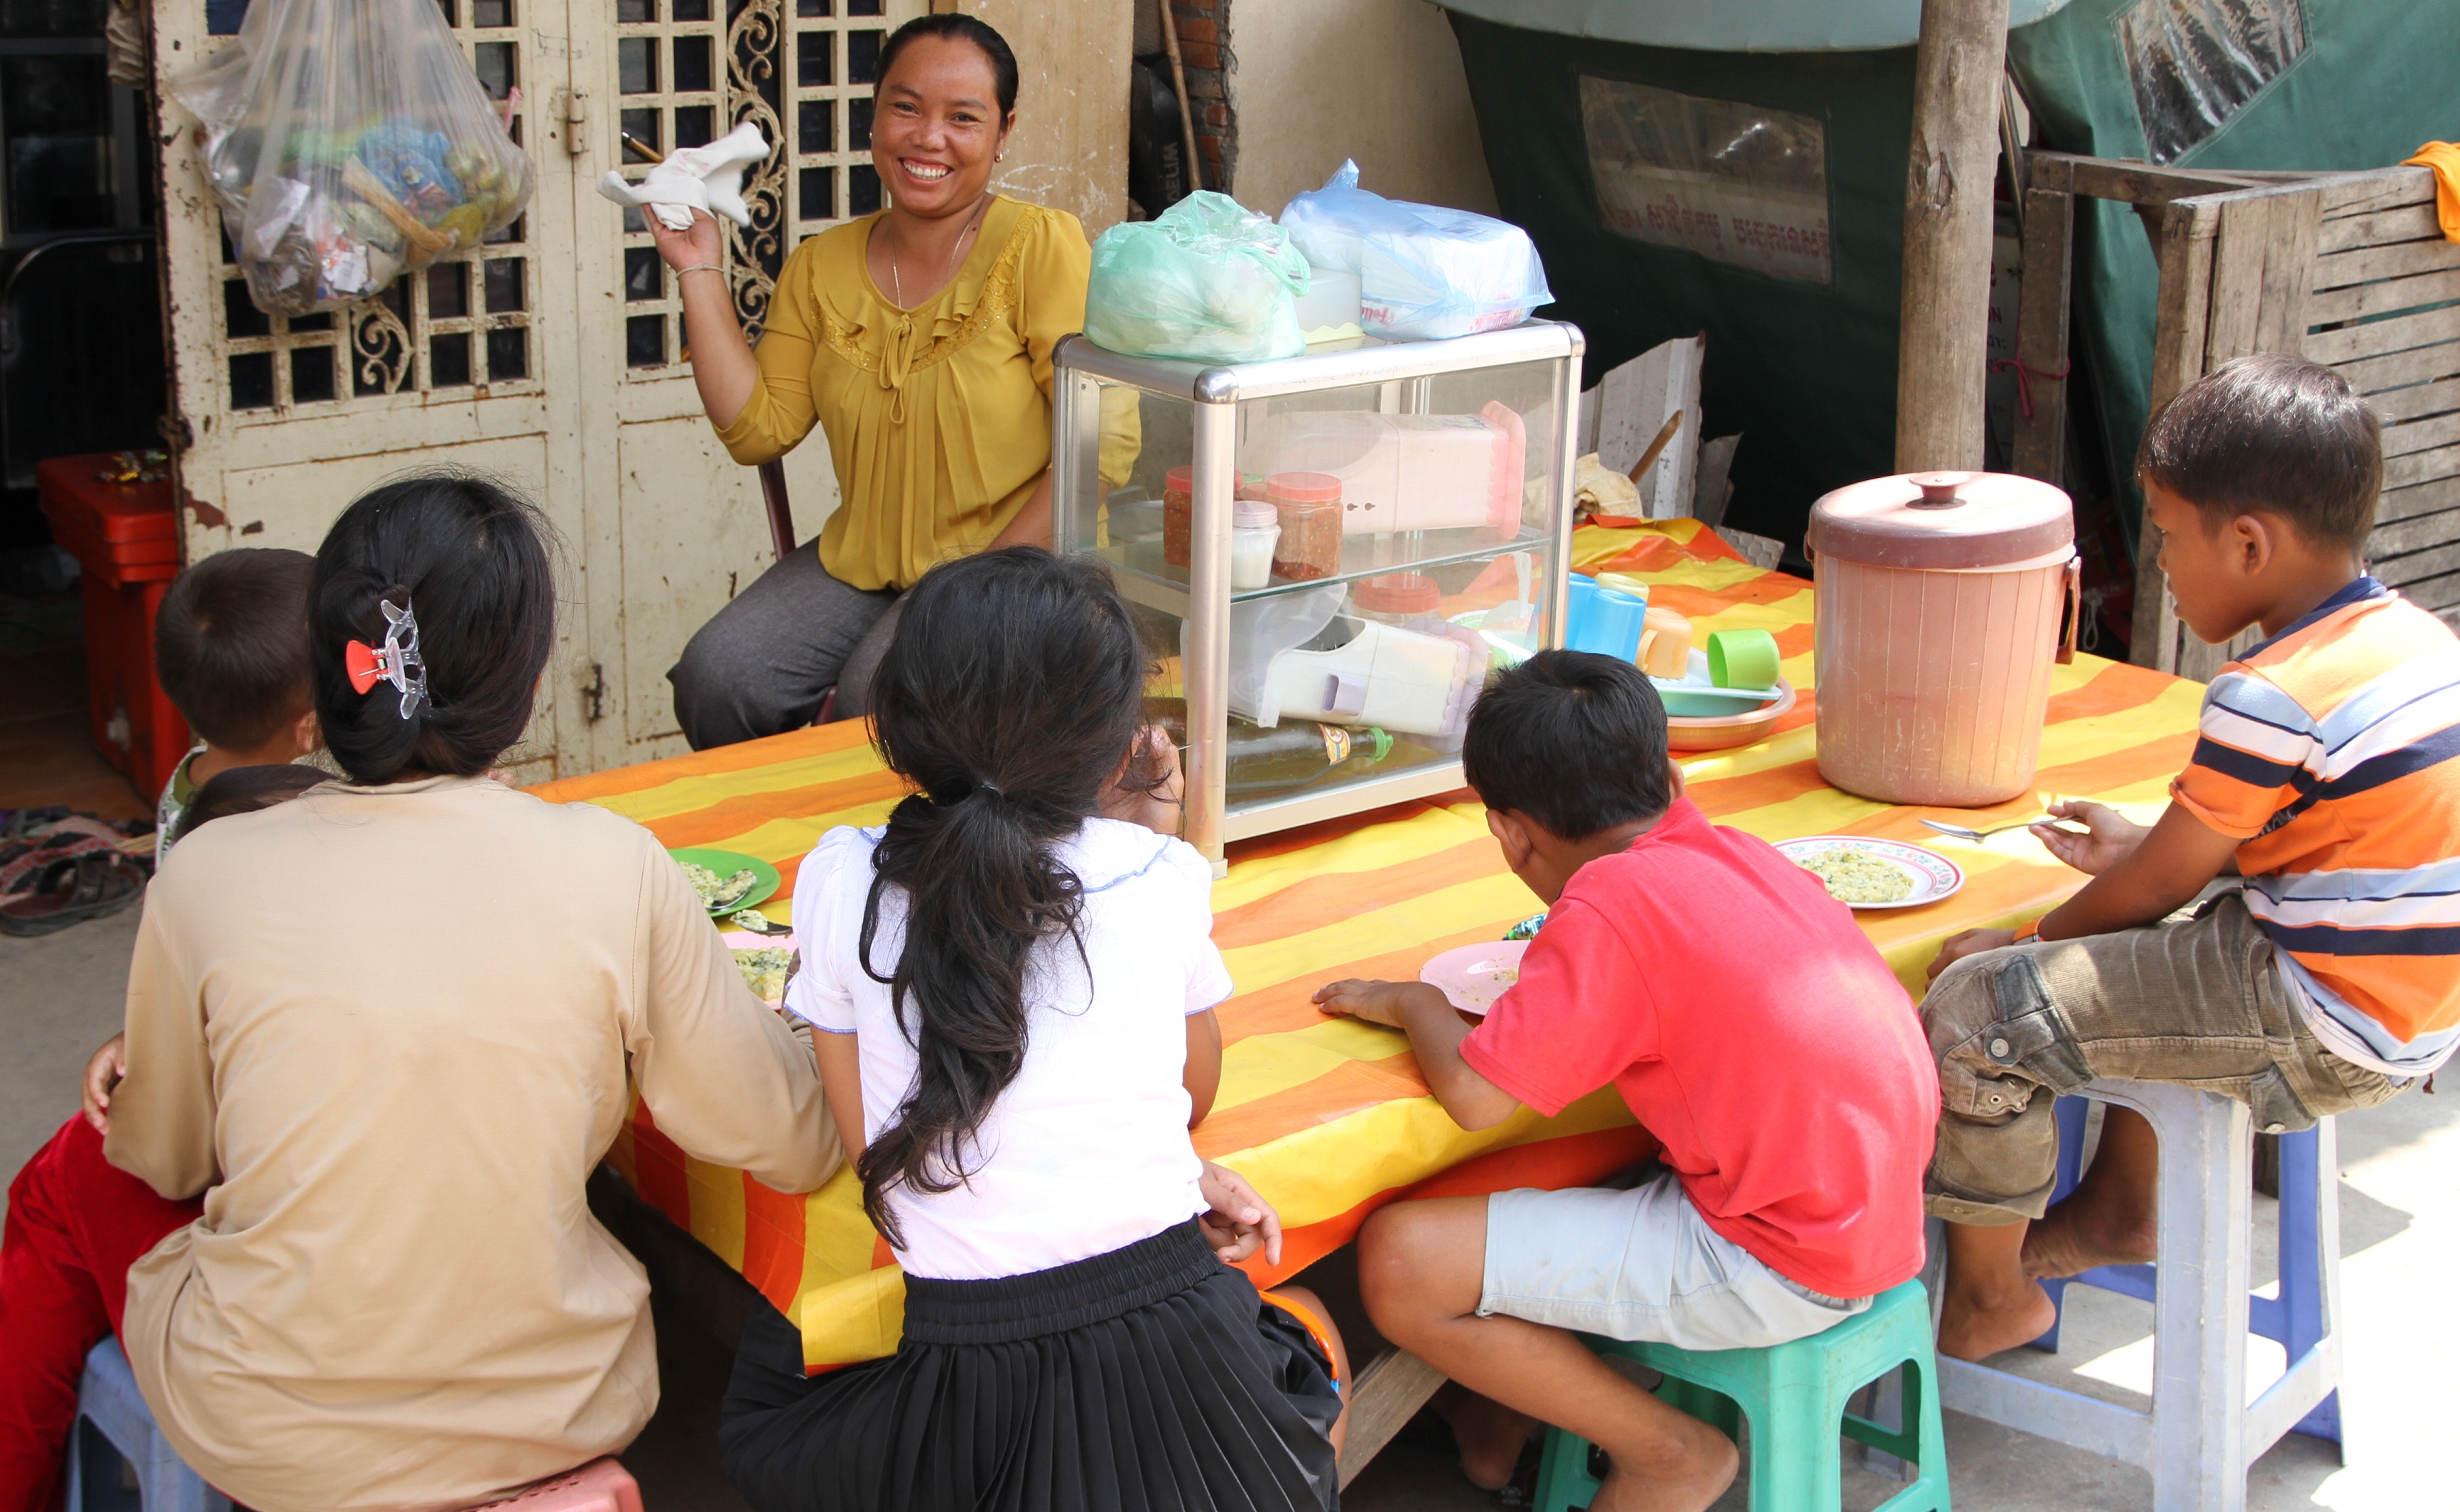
[[534, 519, 2203, 1371]]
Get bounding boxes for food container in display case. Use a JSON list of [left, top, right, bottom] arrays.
[[1807, 469, 2081, 807], [1053, 322, 1583, 867]]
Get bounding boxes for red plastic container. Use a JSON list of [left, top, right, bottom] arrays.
[[37, 455, 188, 799]]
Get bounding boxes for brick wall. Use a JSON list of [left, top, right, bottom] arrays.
[[1167, 0, 1236, 193]]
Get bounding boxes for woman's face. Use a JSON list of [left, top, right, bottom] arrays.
[[871, 36, 1012, 220]]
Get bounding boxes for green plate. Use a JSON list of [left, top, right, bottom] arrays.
[[667, 847, 781, 915]]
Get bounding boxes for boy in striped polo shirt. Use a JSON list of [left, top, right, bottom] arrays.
[[1920, 354, 2460, 1360]]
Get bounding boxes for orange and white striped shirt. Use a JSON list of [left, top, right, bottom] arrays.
[[2170, 577, 2460, 1077]]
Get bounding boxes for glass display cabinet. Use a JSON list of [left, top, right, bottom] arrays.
[[1053, 322, 1583, 868]]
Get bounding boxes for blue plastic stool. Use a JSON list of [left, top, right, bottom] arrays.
[[2032, 1096, 2343, 1446], [1533, 1279, 1950, 1512], [60, 1338, 229, 1512]]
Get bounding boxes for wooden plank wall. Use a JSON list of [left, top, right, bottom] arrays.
[[2302, 167, 2460, 629], [2102, 161, 2460, 678]]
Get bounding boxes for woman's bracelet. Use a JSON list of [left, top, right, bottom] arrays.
[[676, 261, 725, 279]]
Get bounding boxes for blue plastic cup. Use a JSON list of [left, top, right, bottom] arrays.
[[1565, 573, 1599, 647], [1568, 587, 1647, 662]]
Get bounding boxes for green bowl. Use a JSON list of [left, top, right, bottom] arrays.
[[666, 847, 781, 915]]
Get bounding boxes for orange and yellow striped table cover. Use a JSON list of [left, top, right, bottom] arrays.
[[534, 518, 2204, 1371]]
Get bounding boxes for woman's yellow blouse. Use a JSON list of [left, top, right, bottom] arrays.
[[717, 195, 1137, 592]]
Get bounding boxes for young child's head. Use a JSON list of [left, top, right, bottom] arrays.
[[172, 763, 329, 847], [1464, 649, 1680, 903], [310, 473, 557, 785], [854, 545, 1152, 1244], [2137, 354, 2379, 643], [154, 547, 318, 761]]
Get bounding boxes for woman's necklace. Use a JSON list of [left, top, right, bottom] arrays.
[[889, 192, 992, 308]]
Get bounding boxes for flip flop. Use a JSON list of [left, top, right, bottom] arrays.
[[0, 852, 146, 937]]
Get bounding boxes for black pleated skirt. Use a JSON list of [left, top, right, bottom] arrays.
[[720, 1219, 1342, 1512]]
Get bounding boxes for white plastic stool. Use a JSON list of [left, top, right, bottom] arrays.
[[61, 1338, 230, 1512], [1934, 1078, 2344, 1512]]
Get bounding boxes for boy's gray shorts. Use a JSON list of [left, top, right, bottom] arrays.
[[1479, 1170, 1868, 1352]]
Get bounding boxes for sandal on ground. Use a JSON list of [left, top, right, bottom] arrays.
[[0, 852, 146, 937]]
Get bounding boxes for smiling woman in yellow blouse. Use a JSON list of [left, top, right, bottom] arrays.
[[651, 13, 1132, 746]]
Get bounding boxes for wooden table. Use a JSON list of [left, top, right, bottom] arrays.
[[536, 518, 2205, 1478]]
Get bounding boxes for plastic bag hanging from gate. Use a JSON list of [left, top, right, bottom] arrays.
[[169, 0, 534, 318]]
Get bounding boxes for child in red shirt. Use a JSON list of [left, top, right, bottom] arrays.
[[1316, 651, 1937, 1511]]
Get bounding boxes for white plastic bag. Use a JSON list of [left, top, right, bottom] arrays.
[[1084, 192, 1309, 364], [1278, 161, 1551, 341], [170, 0, 533, 317]]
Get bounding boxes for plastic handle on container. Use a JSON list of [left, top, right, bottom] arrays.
[[2059, 556, 2082, 665], [1907, 472, 1975, 509], [1324, 672, 1368, 717]]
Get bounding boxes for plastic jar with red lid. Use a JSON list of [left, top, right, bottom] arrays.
[[1348, 572, 1441, 626], [1266, 472, 1343, 582]]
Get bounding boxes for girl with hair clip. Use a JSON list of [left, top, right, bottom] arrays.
[[721, 547, 1347, 1512], [0, 474, 839, 1512]]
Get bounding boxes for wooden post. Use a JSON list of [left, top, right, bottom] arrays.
[[1894, 0, 2012, 472], [1157, 0, 1205, 193], [2010, 185, 2074, 485]]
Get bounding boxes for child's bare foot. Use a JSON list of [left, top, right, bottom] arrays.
[[1434, 1383, 1536, 1490], [1590, 1412, 1739, 1512], [2020, 1193, 2159, 1278], [1936, 1276, 2058, 1361]]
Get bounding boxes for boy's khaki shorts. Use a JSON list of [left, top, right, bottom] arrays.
[[1922, 888, 2402, 1227], [1480, 1168, 1867, 1351]]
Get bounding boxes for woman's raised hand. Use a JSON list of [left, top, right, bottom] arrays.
[[648, 205, 724, 272]]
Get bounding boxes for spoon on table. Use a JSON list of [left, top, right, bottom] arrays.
[[1919, 815, 2087, 842]]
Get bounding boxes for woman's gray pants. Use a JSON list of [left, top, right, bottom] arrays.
[[666, 538, 903, 749]]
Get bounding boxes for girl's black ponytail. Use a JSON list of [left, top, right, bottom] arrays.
[[855, 547, 1152, 1246], [310, 472, 556, 785]]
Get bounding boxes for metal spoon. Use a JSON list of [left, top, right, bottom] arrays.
[[1919, 816, 2085, 842], [726, 909, 792, 935]]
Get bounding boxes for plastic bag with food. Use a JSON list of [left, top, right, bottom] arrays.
[[1278, 160, 1550, 340], [169, 0, 533, 317], [1084, 191, 1309, 364]]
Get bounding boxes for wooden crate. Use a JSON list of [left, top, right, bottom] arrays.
[[2020, 155, 2460, 680]]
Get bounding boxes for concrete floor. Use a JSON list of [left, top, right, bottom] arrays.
[[6, 890, 2455, 1510]]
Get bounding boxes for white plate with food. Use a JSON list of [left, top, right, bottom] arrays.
[[1419, 940, 1530, 1016], [1776, 836, 1964, 910]]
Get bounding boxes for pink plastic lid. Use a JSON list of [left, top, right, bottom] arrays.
[[1353, 572, 1440, 614], [1267, 471, 1343, 504], [1807, 470, 2073, 570], [1232, 500, 1279, 528], [1165, 466, 1192, 495]]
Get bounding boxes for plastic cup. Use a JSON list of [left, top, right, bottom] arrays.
[[1707, 629, 1781, 690], [1565, 573, 1600, 646], [1568, 587, 1646, 662]]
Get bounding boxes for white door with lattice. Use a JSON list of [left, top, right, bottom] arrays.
[[154, 0, 899, 781], [573, 0, 918, 766]]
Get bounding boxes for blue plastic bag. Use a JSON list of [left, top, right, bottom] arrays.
[[1085, 192, 1309, 364], [1278, 161, 1551, 340]]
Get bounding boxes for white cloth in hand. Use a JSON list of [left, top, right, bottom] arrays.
[[596, 121, 771, 232]]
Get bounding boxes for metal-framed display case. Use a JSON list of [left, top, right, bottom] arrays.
[[1052, 322, 1584, 869]]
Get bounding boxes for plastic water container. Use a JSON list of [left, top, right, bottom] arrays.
[[1809, 470, 2080, 807]]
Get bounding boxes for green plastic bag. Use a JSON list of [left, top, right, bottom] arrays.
[[1085, 192, 1309, 364]]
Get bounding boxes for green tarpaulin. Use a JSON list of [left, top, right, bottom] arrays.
[[1444, 0, 2459, 555]]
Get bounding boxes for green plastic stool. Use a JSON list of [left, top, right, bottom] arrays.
[[1533, 1279, 1949, 1512]]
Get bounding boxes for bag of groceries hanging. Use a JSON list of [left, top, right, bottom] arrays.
[[169, 0, 533, 317]]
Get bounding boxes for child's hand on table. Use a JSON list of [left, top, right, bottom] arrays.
[[1197, 1160, 1282, 1266], [82, 1032, 125, 1135], [1311, 978, 1453, 1028], [2034, 800, 2149, 875]]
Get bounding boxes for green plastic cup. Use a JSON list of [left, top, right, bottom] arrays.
[[1706, 629, 1781, 690]]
